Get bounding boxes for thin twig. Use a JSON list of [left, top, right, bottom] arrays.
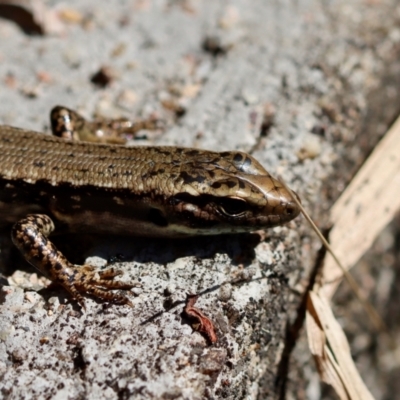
[[278, 176, 387, 333]]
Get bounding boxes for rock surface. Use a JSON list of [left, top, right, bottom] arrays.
[[1, 1, 400, 399]]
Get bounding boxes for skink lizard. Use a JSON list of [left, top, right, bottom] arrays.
[[0, 107, 300, 306]]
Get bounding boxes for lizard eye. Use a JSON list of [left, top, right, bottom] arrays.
[[218, 198, 248, 217]]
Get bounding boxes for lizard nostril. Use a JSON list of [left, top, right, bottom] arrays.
[[286, 204, 295, 215]]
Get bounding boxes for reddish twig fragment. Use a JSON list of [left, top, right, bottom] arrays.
[[184, 295, 217, 344]]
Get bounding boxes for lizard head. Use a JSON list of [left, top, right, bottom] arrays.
[[160, 150, 301, 236]]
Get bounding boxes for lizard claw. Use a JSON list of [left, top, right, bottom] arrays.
[[63, 264, 137, 307]]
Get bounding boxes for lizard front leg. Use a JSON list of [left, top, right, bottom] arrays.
[[11, 214, 134, 307]]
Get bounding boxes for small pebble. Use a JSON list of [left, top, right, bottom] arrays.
[[297, 133, 321, 160], [218, 284, 232, 302], [85, 256, 107, 268]]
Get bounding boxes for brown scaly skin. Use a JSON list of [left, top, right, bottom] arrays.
[[0, 107, 301, 307]]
